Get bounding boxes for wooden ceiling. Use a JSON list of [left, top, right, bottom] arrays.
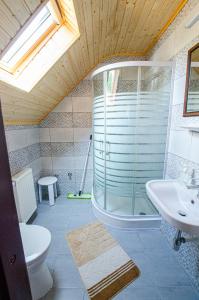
[[0, 0, 41, 52], [0, 0, 188, 125]]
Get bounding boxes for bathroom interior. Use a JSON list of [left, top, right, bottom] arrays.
[[1, 0, 199, 299]]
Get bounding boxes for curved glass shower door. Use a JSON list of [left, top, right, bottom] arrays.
[[105, 67, 138, 215], [93, 63, 172, 217], [93, 72, 106, 211]]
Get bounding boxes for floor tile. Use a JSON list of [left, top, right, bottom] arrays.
[[52, 255, 84, 289], [129, 253, 156, 287], [48, 230, 71, 257], [33, 196, 199, 300], [107, 227, 145, 254], [138, 229, 171, 251], [152, 256, 192, 287], [158, 286, 199, 300], [66, 214, 97, 232], [42, 288, 84, 300], [114, 286, 161, 300]]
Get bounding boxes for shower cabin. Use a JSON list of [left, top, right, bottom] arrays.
[[91, 61, 173, 228]]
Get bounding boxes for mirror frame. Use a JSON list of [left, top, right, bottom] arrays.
[[183, 42, 199, 117]]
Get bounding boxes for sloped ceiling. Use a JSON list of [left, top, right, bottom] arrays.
[[0, 0, 188, 125]]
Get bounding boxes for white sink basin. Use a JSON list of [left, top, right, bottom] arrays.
[[146, 180, 199, 234]]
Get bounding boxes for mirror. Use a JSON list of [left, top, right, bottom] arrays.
[[184, 43, 199, 116]]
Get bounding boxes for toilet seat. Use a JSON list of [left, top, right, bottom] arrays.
[[19, 223, 53, 299], [19, 223, 51, 266]]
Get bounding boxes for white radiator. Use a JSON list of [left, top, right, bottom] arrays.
[[12, 168, 37, 223]]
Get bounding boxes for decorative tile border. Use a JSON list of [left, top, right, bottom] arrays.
[[166, 152, 199, 184], [51, 142, 74, 157], [40, 112, 92, 128], [40, 142, 52, 157], [8, 143, 41, 176], [164, 152, 199, 291], [73, 113, 92, 128], [98, 56, 147, 67], [69, 80, 92, 97], [161, 219, 199, 291], [40, 142, 92, 157], [40, 112, 73, 128]]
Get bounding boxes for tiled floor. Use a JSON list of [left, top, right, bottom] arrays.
[[33, 197, 199, 300]]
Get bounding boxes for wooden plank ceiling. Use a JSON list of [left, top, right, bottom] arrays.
[[0, 0, 187, 125]]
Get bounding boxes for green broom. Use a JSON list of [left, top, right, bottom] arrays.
[[67, 135, 92, 200]]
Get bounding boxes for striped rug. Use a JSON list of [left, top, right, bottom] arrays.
[[66, 222, 140, 300]]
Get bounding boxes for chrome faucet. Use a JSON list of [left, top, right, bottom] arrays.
[[186, 169, 199, 198]]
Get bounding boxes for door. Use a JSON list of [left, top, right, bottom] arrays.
[[0, 102, 32, 299]]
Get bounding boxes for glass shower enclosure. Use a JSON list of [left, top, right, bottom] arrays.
[[92, 62, 172, 226]]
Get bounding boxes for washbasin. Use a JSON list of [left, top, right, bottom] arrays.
[[146, 180, 199, 235]]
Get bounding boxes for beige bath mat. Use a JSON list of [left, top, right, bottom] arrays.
[[66, 222, 140, 300]]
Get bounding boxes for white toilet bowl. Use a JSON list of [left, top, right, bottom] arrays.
[[19, 223, 53, 300]]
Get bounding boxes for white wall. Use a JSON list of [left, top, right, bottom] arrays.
[[5, 126, 41, 178], [39, 82, 93, 196], [150, 0, 199, 290], [151, 0, 199, 171]]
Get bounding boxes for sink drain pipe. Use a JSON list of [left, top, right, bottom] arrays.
[[173, 230, 185, 251], [173, 230, 199, 251]]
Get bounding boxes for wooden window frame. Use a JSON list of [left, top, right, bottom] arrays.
[[0, 0, 63, 75]]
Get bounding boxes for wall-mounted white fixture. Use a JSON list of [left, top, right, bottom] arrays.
[[185, 14, 199, 28], [12, 168, 37, 222], [146, 179, 199, 250], [146, 180, 199, 235], [181, 125, 199, 133]]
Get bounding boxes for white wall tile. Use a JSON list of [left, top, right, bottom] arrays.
[[172, 76, 186, 105], [74, 128, 91, 142], [40, 128, 50, 142], [6, 129, 28, 152], [74, 156, 93, 170], [41, 157, 53, 170], [72, 97, 92, 112], [50, 128, 73, 142], [27, 158, 42, 177], [6, 128, 40, 152], [168, 129, 192, 160], [53, 97, 72, 112], [190, 132, 199, 164], [27, 128, 40, 145], [52, 157, 74, 169]]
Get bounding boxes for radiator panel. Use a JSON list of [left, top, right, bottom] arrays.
[[12, 168, 37, 223]]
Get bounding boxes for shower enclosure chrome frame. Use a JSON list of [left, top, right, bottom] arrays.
[[91, 61, 174, 229]]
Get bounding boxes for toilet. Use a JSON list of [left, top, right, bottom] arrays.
[[19, 223, 53, 300]]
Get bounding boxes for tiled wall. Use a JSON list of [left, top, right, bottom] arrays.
[[39, 80, 93, 196], [151, 0, 199, 290], [5, 125, 42, 200], [39, 56, 143, 196], [3, 57, 143, 200]]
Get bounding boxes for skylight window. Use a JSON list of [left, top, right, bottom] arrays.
[[0, 1, 62, 73]]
